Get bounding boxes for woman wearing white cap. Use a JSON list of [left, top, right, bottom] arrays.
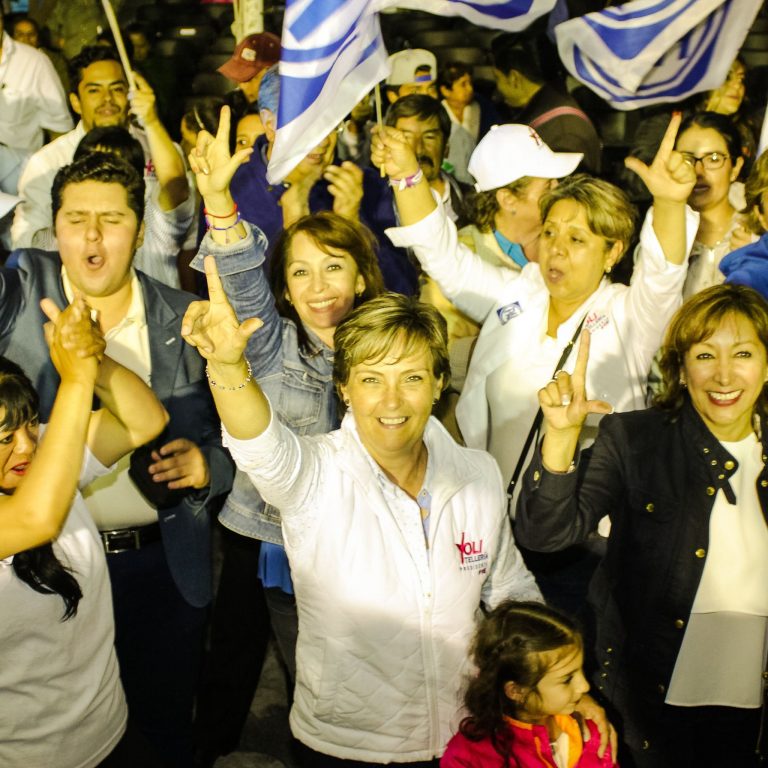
[[373, 115, 697, 524]]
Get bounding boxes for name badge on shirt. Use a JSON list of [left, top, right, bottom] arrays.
[[585, 311, 609, 333], [497, 301, 522, 325]]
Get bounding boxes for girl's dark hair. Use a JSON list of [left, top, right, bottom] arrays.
[[270, 212, 385, 353], [74, 126, 146, 176], [459, 601, 582, 756], [0, 358, 83, 620]]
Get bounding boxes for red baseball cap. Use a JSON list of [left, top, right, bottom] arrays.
[[218, 32, 281, 82]]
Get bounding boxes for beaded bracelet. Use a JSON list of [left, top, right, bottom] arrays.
[[389, 168, 424, 191], [205, 359, 253, 391], [207, 212, 242, 231]]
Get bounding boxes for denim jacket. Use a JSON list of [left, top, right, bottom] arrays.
[[191, 223, 339, 543]]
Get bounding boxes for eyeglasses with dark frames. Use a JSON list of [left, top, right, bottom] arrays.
[[680, 151, 730, 171]]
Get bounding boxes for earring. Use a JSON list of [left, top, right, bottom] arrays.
[[343, 398, 351, 407], [679, 378, 687, 388], [604, 265, 612, 275]]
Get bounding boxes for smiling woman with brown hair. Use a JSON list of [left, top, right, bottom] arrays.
[[516, 284, 768, 767]]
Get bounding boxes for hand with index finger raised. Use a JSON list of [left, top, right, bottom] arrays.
[[538, 330, 612, 434], [623, 112, 695, 203], [181, 256, 262, 364]]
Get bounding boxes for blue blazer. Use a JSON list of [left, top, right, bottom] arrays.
[[0, 249, 234, 607]]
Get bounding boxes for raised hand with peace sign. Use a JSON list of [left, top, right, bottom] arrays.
[[188, 106, 254, 244]]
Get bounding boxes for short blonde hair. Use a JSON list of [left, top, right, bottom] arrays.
[[332, 293, 450, 398], [539, 174, 637, 261]]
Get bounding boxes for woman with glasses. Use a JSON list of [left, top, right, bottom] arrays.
[[674, 111, 746, 298]]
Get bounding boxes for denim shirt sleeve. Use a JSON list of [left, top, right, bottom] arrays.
[[191, 222, 284, 378]]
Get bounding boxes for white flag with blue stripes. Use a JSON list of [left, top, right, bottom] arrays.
[[555, 0, 762, 111], [269, 0, 556, 182]]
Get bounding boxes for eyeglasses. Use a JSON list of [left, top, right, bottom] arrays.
[[680, 151, 730, 171]]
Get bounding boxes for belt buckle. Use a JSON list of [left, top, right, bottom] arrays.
[[101, 528, 141, 554]]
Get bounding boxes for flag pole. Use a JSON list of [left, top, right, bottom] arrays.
[[374, 83, 384, 177], [100, 0, 137, 91]]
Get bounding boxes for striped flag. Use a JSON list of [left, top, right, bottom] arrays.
[[268, 0, 556, 182], [555, 0, 762, 110]]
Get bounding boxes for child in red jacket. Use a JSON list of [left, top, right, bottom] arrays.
[[442, 601, 617, 768]]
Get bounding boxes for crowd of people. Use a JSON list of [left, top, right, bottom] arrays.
[[2, 4, 768, 768]]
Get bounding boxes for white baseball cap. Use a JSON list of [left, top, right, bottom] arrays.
[[386, 49, 437, 86], [468, 124, 583, 192]]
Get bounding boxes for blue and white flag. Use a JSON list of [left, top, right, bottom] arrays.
[[556, 0, 762, 110], [373, 0, 556, 32], [268, 0, 388, 183], [269, 0, 556, 182]]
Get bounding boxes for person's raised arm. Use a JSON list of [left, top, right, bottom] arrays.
[[130, 71, 189, 211], [371, 125, 436, 226], [538, 331, 612, 472], [40, 300, 169, 468], [0, 297, 100, 558], [188, 105, 253, 244], [624, 112, 696, 266], [182, 256, 266, 439]]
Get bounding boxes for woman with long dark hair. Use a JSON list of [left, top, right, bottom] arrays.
[[0, 296, 168, 767]]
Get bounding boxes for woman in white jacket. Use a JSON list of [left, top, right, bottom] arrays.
[[183, 258, 543, 764]]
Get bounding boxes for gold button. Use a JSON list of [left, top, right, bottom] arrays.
[[645, 502, 654, 513], [763, 671, 768, 680], [603, 660, 611, 667], [761, 480, 768, 488], [706, 486, 715, 496], [718, 474, 725, 480], [724, 460, 735, 470], [710, 459, 717, 466], [598, 685, 604, 691], [600, 672, 608, 678], [657, 684, 666, 693], [533, 470, 541, 482], [606, 647, 613, 653], [695, 548, 706, 558], [642, 740, 651, 750], [675, 619, 685, 629], [703, 448, 710, 454]]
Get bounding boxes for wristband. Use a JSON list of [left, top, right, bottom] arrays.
[[206, 212, 242, 231], [203, 202, 238, 219], [389, 168, 424, 191]]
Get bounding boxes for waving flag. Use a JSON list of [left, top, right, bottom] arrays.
[[555, 0, 762, 110], [269, 0, 556, 182]]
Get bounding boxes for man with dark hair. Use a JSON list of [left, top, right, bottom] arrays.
[[11, 46, 193, 288], [0, 8, 73, 153], [0, 152, 234, 767], [384, 95, 469, 225], [491, 32, 603, 174]]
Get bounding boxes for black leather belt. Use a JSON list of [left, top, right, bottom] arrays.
[[100, 523, 161, 554]]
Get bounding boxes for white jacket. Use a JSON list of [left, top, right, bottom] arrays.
[[224, 409, 541, 763]]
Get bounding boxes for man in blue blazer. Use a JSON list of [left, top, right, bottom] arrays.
[[0, 153, 234, 768]]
